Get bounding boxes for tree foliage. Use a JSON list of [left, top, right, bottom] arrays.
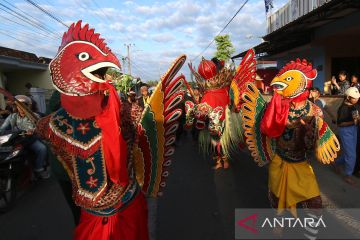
[[214, 34, 235, 62], [116, 74, 135, 93], [107, 68, 137, 93], [145, 80, 159, 87]]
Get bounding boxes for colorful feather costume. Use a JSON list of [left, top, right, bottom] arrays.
[[37, 21, 187, 239], [241, 58, 340, 215], [185, 50, 256, 169]]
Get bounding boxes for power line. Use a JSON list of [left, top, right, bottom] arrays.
[[25, 0, 69, 28], [73, 0, 109, 26], [0, 30, 37, 47], [132, 67, 153, 80], [113, 55, 153, 80], [0, 25, 57, 41], [130, 57, 172, 79], [0, 14, 59, 40], [129, 61, 153, 79], [89, 0, 114, 25], [131, 58, 159, 76], [124, 58, 154, 80], [0, 4, 60, 38], [1, 0, 59, 33], [40, 0, 56, 6], [191, 0, 249, 61]]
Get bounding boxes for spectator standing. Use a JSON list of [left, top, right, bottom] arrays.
[[351, 74, 360, 177], [309, 87, 326, 109], [137, 85, 150, 109], [332, 70, 350, 95], [309, 87, 336, 122], [192, 86, 201, 104], [334, 87, 360, 185], [351, 74, 360, 92], [190, 87, 202, 143], [128, 91, 143, 124]]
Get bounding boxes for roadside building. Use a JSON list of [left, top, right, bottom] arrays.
[[0, 46, 53, 112], [233, 0, 360, 91]]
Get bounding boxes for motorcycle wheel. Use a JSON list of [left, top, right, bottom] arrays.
[[0, 173, 17, 212]]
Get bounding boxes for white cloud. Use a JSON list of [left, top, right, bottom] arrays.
[[109, 22, 125, 31], [151, 33, 175, 43], [0, 0, 286, 81]]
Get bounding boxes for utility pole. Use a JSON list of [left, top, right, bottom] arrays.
[[189, 61, 194, 83], [158, 63, 161, 79], [124, 43, 135, 76], [121, 57, 126, 74]]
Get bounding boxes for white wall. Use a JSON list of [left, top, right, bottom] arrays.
[[5, 68, 54, 97], [0, 71, 6, 109], [272, 46, 326, 90]]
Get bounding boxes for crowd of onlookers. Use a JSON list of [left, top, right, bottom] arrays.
[[311, 70, 360, 186], [323, 71, 360, 95]]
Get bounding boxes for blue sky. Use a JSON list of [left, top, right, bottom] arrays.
[[0, 0, 288, 81]]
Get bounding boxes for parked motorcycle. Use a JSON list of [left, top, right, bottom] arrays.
[[0, 131, 32, 212]]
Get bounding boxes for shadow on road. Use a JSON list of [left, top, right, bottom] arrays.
[[157, 133, 269, 240]]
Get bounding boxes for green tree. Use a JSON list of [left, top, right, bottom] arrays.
[[107, 68, 137, 93], [114, 74, 134, 93], [146, 80, 159, 87], [214, 34, 235, 62], [107, 68, 122, 79]]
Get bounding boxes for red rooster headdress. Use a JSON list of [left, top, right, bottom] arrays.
[[261, 58, 318, 138], [271, 58, 317, 99], [49, 21, 128, 186], [49, 20, 120, 97]]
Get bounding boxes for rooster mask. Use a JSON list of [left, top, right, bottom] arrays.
[[261, 58, 318, 138], [49, 20, 121, 118], [49, 20, 120, 97], [270, 58, 317, 99], [48, 21, 128, 185]]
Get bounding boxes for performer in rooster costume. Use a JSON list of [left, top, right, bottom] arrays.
[[37, 21, 187, 239], [185, 50, 256, 169], [241, 58, 340, 214]]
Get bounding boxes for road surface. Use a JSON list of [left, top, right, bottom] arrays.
[[1, 132, 360, 239]]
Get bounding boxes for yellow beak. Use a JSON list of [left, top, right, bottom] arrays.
[[270, 76, 288, 93]]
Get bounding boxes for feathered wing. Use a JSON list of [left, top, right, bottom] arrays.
[[132, 55, 187, 197], [230, 49, 257, 111], [315, 117, 340, 164], [219, 49, 257, 156], [241, 82, 275, 166]]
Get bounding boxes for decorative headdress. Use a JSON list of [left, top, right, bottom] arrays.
[[189, 57, 234, 91], [59, 20, 110, 54], [277, 58, 317, 89]]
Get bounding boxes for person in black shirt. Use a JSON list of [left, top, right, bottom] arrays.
[[351, 74, 360, 92], [332, 70, 350, 95], [309, 87, 326, 109], [137, 85, 150, 109], [334, 87, 360, 185]]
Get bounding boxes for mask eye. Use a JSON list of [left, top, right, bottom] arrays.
[[284, 76, 293, 81], [77, 52, 90, 61]]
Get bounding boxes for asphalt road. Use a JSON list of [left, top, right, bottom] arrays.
[[0, 177, 74, 240], [157, 133, 269, 240], [1, 132, 360, 240]]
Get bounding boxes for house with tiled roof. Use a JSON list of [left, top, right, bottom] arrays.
[[0, 46, 54, 111], [233, 0, 360, 91]]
